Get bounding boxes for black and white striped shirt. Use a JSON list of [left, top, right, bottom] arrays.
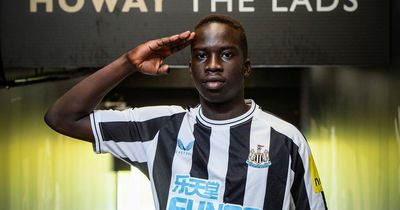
[[90, 100, 327, 210]]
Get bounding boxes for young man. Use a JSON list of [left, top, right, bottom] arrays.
[[45, 15, 327, 210]]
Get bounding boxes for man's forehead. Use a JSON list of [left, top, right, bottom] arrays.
[[195, 22, 238, 36], [192, 22, 241, 48]]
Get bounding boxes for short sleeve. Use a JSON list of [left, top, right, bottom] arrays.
[[89, 105, 186, 162]]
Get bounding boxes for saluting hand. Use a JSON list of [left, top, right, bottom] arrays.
[[127, 31, 196, 75]]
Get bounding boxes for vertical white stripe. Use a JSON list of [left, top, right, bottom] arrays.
[[166, 114, 195, 208], [146, 132, 160, 210], [243, 118, 271, 209], [207, 126, 231, 202], [90, 112, 101, 153]]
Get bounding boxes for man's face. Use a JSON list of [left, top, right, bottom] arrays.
[[190, 22, 250, 104]]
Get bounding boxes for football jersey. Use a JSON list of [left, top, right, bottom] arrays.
[[90, 100, 328, 210]]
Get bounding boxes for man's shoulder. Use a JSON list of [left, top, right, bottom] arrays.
[[133, 105, 187, 113], [93, 105, 190, 123], [129, 105, 189, 120], [255, 109, 303, 140]]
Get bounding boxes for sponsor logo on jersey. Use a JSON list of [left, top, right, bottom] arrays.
[[176, 139, 194, 155], [168, 174, 260, 210], [246, 145, 272, 168], [309, 155, 323, 193]]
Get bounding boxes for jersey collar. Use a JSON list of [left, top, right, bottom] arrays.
[[196, 99, 257, 127]]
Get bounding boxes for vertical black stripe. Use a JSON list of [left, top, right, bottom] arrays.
[[290, 140, 311, 210], [223, 120, 252, 205], [152, 113, 186, 210], [264, 128, 311, 210], [92, 113, 102, 152], [264, 128, 290, 210], [190, 122, 211, 179]]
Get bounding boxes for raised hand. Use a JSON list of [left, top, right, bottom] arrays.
[[126, 31, 196, 75]]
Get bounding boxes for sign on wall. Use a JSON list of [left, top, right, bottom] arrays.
[[0, 0, 390, 68]]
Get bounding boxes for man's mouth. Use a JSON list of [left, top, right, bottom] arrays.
[[202, 79, 226, 90]]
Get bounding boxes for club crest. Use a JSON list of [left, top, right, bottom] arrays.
[[246, 145, 272, 168]]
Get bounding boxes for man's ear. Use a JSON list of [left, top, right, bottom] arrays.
[[244, 59, 251, 77]]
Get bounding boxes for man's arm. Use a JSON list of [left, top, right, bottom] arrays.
[[44, 31, 195, 142]]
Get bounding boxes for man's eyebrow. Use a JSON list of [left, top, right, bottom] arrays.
[[191, 47, 205, 51], [192, 46, 239, 51], [220, 46, 239, 51]]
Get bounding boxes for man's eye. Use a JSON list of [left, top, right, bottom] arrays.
[[197, 53, 207, 60], [221, 52, 233, 59]]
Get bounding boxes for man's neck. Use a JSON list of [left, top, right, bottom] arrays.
[[199, 97, 250, 121]]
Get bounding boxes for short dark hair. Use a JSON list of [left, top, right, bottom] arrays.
[[194, 14, 248, 58]]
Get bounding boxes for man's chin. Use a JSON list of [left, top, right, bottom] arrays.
[[199, 94, 229, 104]]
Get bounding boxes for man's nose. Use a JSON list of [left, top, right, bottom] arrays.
[[205, 54, 222, 72]]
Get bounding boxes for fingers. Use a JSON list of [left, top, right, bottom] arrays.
[[171, 31, 195, 47], [171, 32, 195, 53], [156, 31, 195, 49], [135, 31, 195, 75], [157, 64, 169, 75], [178, 31, 192, 39], [145, 31, 194, 58]]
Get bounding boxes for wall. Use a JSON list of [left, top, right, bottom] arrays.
[[306, 3, 400, 209], [0, 79, 116, 210], [305, 67, 400, 210]]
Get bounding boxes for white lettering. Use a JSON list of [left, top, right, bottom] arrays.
[[92, 0, 117, 12], [344, 0, 358, 12], [122, 0, 148, 12], [239, 0, 254, 12], [272, 0, 288, 12], [155, 0, 163, 12], [290, 0, 313, 12], [317, 0, 338, 12], [193, 0, 199, 12], [211, 0, 232, 12], [30, 0, 53, 12], [59, 0, 84, 13], [29, 0, 359, 14]]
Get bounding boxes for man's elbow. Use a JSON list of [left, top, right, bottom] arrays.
[[44, 108, 94, 142], [44, 108, 68, 134]]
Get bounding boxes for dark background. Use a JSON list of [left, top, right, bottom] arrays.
[[1, 0, 389, 68]]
